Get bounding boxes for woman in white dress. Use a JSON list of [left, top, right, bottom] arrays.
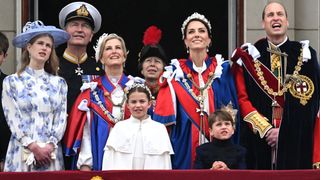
[[2, 20, 69, 171], [102, 82, 174, 170]]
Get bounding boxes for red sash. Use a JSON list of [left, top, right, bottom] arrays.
[[233, 48, 284, 107], [171, 80, 210, 138]]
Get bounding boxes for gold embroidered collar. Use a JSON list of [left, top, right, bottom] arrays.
[[63, 50, 88, 65]]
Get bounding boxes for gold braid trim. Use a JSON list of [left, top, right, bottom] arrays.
[[244, 111, 272, 138], [313, 162, 320, 169]]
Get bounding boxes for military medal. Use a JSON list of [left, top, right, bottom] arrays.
[[75, 65, 83, 76]]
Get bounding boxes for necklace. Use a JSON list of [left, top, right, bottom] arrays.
[[254, 48, 303, 97], [182, 72, 215, 107], [104, 90, 126, 108], [62, 51, 86, 76], [93, 89, 126, 123]]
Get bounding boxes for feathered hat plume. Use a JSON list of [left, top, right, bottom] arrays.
[[143, 25, 162, 46], [138, 25, 167, 67]]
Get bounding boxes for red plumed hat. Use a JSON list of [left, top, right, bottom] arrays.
[[143, 25, 162, 46], [139, 25, 167, 65]]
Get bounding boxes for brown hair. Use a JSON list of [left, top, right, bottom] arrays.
[[0, 32, 9, 55], [209, 110, 234, 128], [17, 33, 60, 76], [126, 84, 152, 102], [183, 19, 212, 40]]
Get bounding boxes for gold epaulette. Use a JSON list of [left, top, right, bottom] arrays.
[[244, 111, 272, 138], [313, 162, 320, 169]]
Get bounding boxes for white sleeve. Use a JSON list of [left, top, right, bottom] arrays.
[[102, 146, 116, 170], [2, 76, 34, 147], [47, 79, 68, 148], [76, 117, 92, 169]]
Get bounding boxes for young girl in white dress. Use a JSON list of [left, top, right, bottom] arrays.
[[102, 82, 174, 170]]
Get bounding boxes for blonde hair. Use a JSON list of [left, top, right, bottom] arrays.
[[96, 33, 128, 61]]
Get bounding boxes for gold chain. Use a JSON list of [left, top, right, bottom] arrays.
[[254, 48, 303, 97], [93, 90, 125, 123], [183, 72, 215, 145], [105, 93, 126, 107], [182, 72, 215, 103]]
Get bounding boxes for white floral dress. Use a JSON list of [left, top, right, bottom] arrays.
[[2, 67, 68, 172]]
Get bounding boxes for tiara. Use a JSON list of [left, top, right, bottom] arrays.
[[93, 33, 109, 62], [181, 12, 212, 39], [125, 76, 152, 99], [127, 83, 152, 98]]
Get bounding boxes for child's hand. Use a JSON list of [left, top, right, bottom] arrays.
[[210, 161, 230, 170]]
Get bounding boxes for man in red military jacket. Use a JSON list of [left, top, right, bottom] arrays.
[[231, 1, 320, 169]]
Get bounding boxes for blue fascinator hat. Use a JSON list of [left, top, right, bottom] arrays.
[[12, 20, 70, 48]]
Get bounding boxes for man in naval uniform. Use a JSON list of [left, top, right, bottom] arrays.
[[58, 2, 103, 169], [59, 2, 103, 113]]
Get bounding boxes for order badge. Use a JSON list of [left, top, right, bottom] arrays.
[[289, 75, 314, 105]]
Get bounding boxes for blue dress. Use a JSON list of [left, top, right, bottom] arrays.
[[154, 55, 240, 169], [2, 66, 68, 171]]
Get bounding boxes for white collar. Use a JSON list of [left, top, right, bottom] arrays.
[[130, 115, 151, 124], [268, 36, 288, 48], [192, 62, 207, 74]]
